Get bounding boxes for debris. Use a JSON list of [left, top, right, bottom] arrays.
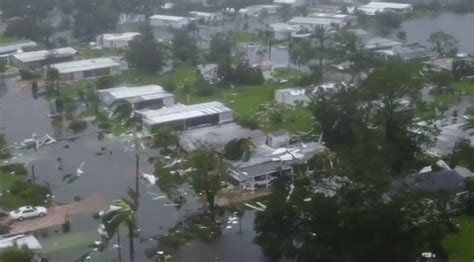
[[142, 173, 157, 185], [244, 203, 265, 212], [76, 162, 85, 176], [303, 198, 312, 202]]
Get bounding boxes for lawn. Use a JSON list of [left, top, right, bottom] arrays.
[[273, 68, 301, 81], [453, 81, 474, 97], [433, 94, 456, 111], [76, 44, 123, 59], [41, 231, 97, 254], [443, 215, 474, 262], [0, 133, 11, 159], [233, 32, 261, 43], [0, 34, 17, 45]]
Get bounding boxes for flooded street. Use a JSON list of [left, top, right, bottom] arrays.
[[395, 12, 474, 53], [0, 78, 216, 261]]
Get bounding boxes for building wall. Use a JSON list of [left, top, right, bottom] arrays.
[[219, 111, 233, 123], [60, 65, 122, 82], [150, 18, 189, 29], [162, 96, 175, 107], [103, 39, 131, 49]]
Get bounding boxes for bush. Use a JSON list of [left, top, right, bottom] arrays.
[[0, 164, 28, 176], [195, 77, 216, 97], [237, 116, 259, 130], [68, 119, 88, 133], [19, 69, 38, 80], [10, 180, 51, 206], [95, 75, 117, 90]]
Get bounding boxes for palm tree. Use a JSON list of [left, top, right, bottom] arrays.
[[312, 26, 332, 72], [78, 188, 139, 262]]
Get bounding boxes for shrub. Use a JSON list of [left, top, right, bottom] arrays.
[[95, 75, 117, 90], [237, 116, 259, 130], [10, 180, 51, 206], [68, 119, 88, 133], [19, 69, 37, 80], [0, 164, 28, 176]]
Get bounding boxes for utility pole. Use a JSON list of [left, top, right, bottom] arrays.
[[31, 164, 36, 184], [133, 126, 140, 195]]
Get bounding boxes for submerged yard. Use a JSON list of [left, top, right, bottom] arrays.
[[443, 215, 474, 261]]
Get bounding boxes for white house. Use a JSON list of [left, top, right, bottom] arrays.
[[136, 101, 233, 131], [189, 11, 222, 24], [238, 5, 281, 17], [288, 17, 334, 31], [50, 58, 122, 82], [358, 2, 413, 16], [96, 32, 141, 49], [149, 15, 190, 28], [274, 0, 305, 6], [98, 85, 175, 110], [268, 23, 295, 40], [309, 13, 357, 28], [0, 40, 37, 60], [10, 47, 78, 69], [275, 87, 311, 106]]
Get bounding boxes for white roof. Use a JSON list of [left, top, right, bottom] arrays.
[[361, 1, 412, 9], [274, 0, 303, 4], [0, 235, 42, 250], [149, 14, 188, 22], [99, 85, 172, 105], [100, 32, 141, 42], [138, 101, 232, 125], [189, 11, 216, 17], [13, 47, 77, 63], [0, 40, 38, 54], [310, 12, 352, 19], [51, 58, 121, 74], [269, 23, 294, 32], [288, 17, 333, 26], [364, 37, 401, 49]]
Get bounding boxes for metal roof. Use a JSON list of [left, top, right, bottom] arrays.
[[13, 47, 77, 63], [0, 40, 38, 55], [138, 101, 232, 125], [149, 14, 188, 22], [99, 85, 173, 106], [288, 16, 333, 25], [100, 32, 141, 42], [51, 58, 121, 74], [361, 1, 412, 9]]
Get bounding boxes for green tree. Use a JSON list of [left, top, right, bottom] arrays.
[[152, 127, 178, 151], [189, 148, 228, 211], [0, 247, 33, 262], [208, 35, 232, 63], [428, 31, 458, 57], [254, 173, 450, 262], [125, 24, 164, 73], [224, 138, 255, 161], [374, 12, 402, 35], [172, 29, 198, 64], [72, 0, 119, 40], [396, 30, 407, 42], [5, 17, 46, 42], [46, 67, 60, 94]]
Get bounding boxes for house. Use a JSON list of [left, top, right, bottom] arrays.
[[358, 2, 413, 16], [395, 165, 474, 195], [0, 234, 42, 251], [0, 40, 37, 60], [238, 5, 281, 17], [50, 58, 122, 82], [96, 32, 141, 49], [149, 15, 190, 28], [423, 58, 454, 73], [363, 37, 401, 51], [10, 47, 78, 69], [179, 123, 267, 152], [274, 0, 305, 6], [267, 129, 290, 148], [275, 82, 338, 106], [374, 44, 437, 61], [268, 23, 295, 40], [228, 142, 327, 187], [97, 85, 175, 110], [198, 64, 219, 83], [348, 28, 371, 42], [189, 11, 222, 24], [288, 17, 334, 31], [309, 13, 357, 28], [136, 101, 233, 132], [275, 87, 312, 106], [118, 13, 146, 25]]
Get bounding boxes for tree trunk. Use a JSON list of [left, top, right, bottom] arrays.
[[206, 191, 215, 211], [128, 224, 135, 262], [117, 227, 123, 262]]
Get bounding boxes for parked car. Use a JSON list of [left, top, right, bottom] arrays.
[[9, 206, 47, 221]]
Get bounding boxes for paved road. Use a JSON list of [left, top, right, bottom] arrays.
[[4, 195, 107, 234]]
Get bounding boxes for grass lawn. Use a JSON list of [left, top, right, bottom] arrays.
[[453, 81, 474, 97], [76, 44, 123, 59], [234, 32, 261, 43], [0, 172, 26, 209], [273, 68, 301, 81], [443, 215, 474, 262], [41, 231, 97, 254], [0, 34, 17, 45], [433, 94, 456, 111]]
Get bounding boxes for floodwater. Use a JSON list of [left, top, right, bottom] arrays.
[[395, 12, 474, 54], [0, 78, 206, 261]]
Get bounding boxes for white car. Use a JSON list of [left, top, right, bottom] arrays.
[[9, 206, 47, 221]]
